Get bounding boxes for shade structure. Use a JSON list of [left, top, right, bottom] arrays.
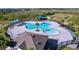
[[38, 16, 47, 21]]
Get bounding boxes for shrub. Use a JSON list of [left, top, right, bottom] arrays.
[[45, 12, 55, 15], [0, 29, 5, 33], [74, 31, 79, 36], [0, 15, 4, 19], [0, 33, 9, 49]]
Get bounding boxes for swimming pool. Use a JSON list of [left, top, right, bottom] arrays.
[[23, 22, 60, 35], [25, 23, 37, 30]]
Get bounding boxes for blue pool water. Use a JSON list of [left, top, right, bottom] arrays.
[[38, 22, 50, 30], [24, 23, 37, 30], [24, 22, 50, 30], [23, 22, 59, 35]]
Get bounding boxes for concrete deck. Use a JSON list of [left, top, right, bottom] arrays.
[[8, 21, 73, 43]]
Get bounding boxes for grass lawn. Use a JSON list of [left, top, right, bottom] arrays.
[[0, 20, 10, 25], [52, 14, 72, 21]]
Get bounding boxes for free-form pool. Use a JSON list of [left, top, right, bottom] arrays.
[[23, 22, 60, 35]]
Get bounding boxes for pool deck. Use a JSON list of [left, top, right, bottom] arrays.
[[7, 21, 74, 49]]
